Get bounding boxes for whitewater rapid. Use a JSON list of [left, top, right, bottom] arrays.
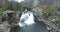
[[18, 10, 35, 27]]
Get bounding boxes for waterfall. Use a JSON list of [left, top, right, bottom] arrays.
[[18, 9, 35, 27], [16, 9, 48, 32]]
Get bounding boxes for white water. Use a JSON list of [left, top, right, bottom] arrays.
[[18, 10, 35, 27]]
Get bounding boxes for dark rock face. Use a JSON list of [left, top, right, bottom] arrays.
[[3, 10, 17, 24], [7, 13, 14, 24], [2, 16, 6, 21], [19, 13, 22, 17], [34, 14, 39, 22], [10, 24, 20, 32]]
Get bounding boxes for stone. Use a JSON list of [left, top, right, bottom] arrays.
[[10, 23, 20, 32], [0, 21, 10, 32], [3, 10, 16, 24], [32, 7, 42, 18]]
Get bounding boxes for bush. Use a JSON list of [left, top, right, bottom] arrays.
[[16, 3, 24, 11], [6, 3, 13, 10], [0, 8, 3, 16]]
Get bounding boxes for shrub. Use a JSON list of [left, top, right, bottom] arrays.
[[0, 8, 3, 16], [6, 3, 13, 10], [16, 3, 24, 11]]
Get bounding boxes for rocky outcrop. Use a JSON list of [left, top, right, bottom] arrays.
[[3, 10, 18, 24], [0, 21, 10, 32]]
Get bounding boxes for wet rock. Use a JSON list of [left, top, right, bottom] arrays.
[[2, 16, 6, 21], [10, 23, 20, 32]]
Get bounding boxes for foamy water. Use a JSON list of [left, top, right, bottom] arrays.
[[18, 10, 35, 27]]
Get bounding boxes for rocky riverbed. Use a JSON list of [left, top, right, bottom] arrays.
[[0, 9, 60, 32]]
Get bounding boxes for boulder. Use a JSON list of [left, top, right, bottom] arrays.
[[10, 23, 20, 32], [0, 21, 10, 32], [3, 10, 16, 24]]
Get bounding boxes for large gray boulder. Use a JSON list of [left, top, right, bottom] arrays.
[[32, 7, 42, 18], [0, 21, 10, 32]]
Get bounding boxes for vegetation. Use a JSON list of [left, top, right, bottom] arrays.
[[16, 3, 24, 11], [6, 3, 13, 10], [36, 5, 56, 19], [39, 3, 60, 25], [6, 2, 24, 11], [0, 8, 3, 16]]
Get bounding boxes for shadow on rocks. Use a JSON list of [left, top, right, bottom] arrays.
[[10, 23, 20, 32]]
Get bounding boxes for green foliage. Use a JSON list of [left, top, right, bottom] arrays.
[[6, 2, 24, 11], [0, 8, 3, 16], [16, 3, 24, 11], [6, 3, 13, 10]]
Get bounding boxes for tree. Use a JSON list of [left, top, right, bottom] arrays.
[[0, 8, 3, 16]]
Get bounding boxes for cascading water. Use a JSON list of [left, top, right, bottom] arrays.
[[17, 8, 48, 32], [18, 9, 35, 27]]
